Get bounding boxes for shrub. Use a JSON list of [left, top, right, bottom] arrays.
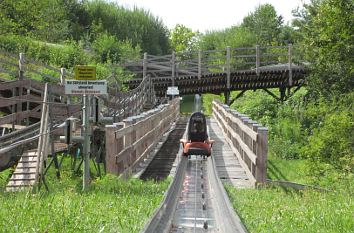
[[302, 110, 354, 176]]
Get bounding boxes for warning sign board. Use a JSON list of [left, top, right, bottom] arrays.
[[65, 80, 107, 95], [167, 86, 179, 95], [74, 65, 96, 80]]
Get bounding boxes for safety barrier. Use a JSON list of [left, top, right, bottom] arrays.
[[105, 98, 180, 176], [212, 100, 268, 184]]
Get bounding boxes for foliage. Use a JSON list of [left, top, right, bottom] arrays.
[[0, 157, 170, 232], [170, 24, 200, 54], [242, 4, 284, 45], [85, 0, 170, 55], [0, 0, 70, 42], [0, 0, 170, 55], [199, 3, 294, 51], [202, 94, 223, 115], [301, 102, 354, 181], [92, 33, 140, 63], [292, 0, 354, 97]]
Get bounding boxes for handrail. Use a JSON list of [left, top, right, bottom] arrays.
[[212, 100, 268, 185], [126, 44, 303, 79]]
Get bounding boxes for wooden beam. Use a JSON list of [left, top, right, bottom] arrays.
[[262, 89, 280, 101], [229, 90, 247, 106], [0, 94, 42, 108], [0, 124, 26, 129]]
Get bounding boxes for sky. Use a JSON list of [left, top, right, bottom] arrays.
[[113, 0, 307, 32]]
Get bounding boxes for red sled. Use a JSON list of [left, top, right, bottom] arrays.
[[180, 112, 214, 157]]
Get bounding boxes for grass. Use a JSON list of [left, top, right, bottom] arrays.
[[267, 154, 309, 184], [225, 154, 354, 233], [0, 155, 170, 232], [225, 185, 354, 233]]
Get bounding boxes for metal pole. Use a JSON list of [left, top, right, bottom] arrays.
[[82, 94, 90, 191]]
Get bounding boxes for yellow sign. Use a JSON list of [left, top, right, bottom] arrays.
[[74, 65, 96, 80]]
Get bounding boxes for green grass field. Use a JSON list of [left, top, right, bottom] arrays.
[[225, 155, 354, 233], [226, 185, 354, 233], [0, 156, 169, 232]]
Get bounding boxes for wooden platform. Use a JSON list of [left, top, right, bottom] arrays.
[[207, 118, 253, 188]]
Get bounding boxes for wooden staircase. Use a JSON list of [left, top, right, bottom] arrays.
[[6, 149, 38, 192], [5, 83, 50, 192]]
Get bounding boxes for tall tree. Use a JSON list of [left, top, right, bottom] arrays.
[[242, 4, 283, 45], [170, 24, 199, 54], [293, 0, 354, 96]]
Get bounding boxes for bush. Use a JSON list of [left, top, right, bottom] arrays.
[[302, 109, 354, 176]]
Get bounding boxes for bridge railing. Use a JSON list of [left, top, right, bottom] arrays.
[[212, 100, 268, 185], [127, 44, 303, 81], [105, 98, 180, 177]]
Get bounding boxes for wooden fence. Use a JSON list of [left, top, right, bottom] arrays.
[[105, 98, 180, 177], [212, 100, 268, 184]]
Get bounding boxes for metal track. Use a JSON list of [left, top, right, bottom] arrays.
[[141, 134, 247, 233]]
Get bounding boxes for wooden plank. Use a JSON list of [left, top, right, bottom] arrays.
[[0, 94, 42, 108], [0, 80, 29, 91], [227, 125, 257, 164], [218, 104, 258, 141], [0, 124, 26, 129]]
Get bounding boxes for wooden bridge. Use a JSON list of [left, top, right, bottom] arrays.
[[124, 45, 307, 103]]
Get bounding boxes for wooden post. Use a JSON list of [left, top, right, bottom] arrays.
[[123, 118, 134, 168], [226, 46, 231, 90], [60, 68, 66, 85], [11, 87, 16, 131], [198, 50, 202, 79], [26, 88, 30, 126], [256, 127, 268, 183], [34, 83, 49, 191], [105, 123, 123, 175], [288, 44, 293, 87], [18, 83, 22, 126], [143, 52, 148, 78], [171, 51, 176, 87], [256, 45, 260, 76], [18, 53, 24, 80]]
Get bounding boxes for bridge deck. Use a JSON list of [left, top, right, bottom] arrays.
[[208, 118, 252, 188]]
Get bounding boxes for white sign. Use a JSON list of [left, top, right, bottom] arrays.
[[65, 80, 107, 95], [167, 86, 179, 95]]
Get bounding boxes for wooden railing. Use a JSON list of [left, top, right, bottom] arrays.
[[212, 100, 268, 184], [105, 98, 180, 176], [125, 44, 304, 87], [101, 75, 156, 122]]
